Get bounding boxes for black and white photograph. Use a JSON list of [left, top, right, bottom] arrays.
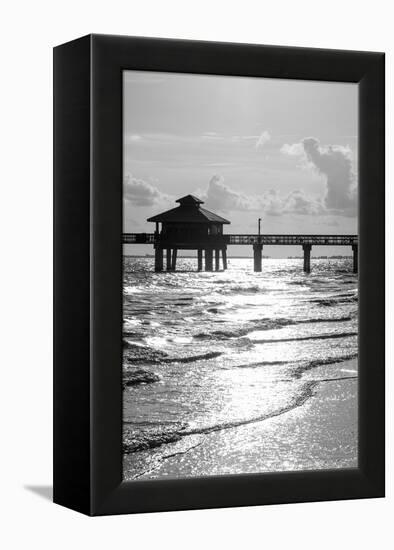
[[122, 70, 359, 481], [1, 0, 390, 540]]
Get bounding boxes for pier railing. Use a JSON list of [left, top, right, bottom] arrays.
[[226, 234, 358, 246], [123, 233, 156, 244], [123, 233, 358, 246]]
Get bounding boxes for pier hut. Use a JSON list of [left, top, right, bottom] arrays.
[[147, 195, 230, 272]]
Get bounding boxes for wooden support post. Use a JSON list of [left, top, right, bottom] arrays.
[[197, 249, 203, 271], [171, 248, 177, 271], [205, 248, 213, 271], [166, 248, 171, 271], [253, 244, 263, 272], [352, 244, 358, 274], [215, 249, 220, 271], [154, 247, 163, 272], [303, 244, 312, 273], [222, 247, 228, 270]]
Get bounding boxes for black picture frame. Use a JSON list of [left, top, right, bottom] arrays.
[[53, 34, 385, 516]]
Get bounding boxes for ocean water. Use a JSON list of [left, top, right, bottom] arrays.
[[122, 257, 358, 479]]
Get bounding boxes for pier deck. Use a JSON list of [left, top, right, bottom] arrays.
[[123, 233, 357, 246], [123, 233, 358, 273]]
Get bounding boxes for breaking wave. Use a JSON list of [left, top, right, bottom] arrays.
[[193, 316, 352, 341], [123, 343, 222, 365], [123, 381, 319, 454], [292, 353, 358, 378], [253, 331, 357, 344], [312, 296, 358, 307], [123, 368, 160, 388], [123, 423, 185, 453]]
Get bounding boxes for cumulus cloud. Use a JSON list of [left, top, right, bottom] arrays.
[[201, 175, 324, 216], [123, 175, 169, 207], [280, 142, 305, 156], [272, 189, 324, 216], [203, 175, 256, 210], [255, 131, 271, 149], [281, 137, 357, 216]]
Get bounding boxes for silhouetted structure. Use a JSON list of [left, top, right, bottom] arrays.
[[123, 196, 358, 273], [147, 195, 230, 272]]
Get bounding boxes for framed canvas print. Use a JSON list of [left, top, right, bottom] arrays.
[[54, 34, 385, 516]]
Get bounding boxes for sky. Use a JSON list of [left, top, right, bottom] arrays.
[[123, 70, 358, 257]]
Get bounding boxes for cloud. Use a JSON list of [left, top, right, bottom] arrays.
[[201, 175, 325, 216], [280, 142, 305, 156], [302, 138, 356, 214], [203, 175, 256, 211], [255, 131, 271, 149], [281, 137, 357, 216], [123, 175, 169, 207], [277, 189, 325, 216]]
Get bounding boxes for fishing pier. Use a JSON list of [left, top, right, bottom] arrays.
[[123, 195, 358, 273]]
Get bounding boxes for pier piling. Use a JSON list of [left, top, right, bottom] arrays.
[[253, 243, 263, 272], [154, 247, 163, 272], [352, 244, 358, 274], [205, 248, 213, 271], [171, 248, 178, 271], [197, 249, 203, 271], [303, 244, 312, 273], [166, 248, 171, 271], [215, 249, 220, 271], [222, 248, 228, 270]]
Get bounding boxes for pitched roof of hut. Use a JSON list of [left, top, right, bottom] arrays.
[[147, 195, 230, 224], [176, 194, 204, 205]]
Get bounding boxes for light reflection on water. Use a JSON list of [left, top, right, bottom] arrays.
[[122, 257, 358, 479]]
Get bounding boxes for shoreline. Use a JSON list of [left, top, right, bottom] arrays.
[[123, 360, 358, 481]]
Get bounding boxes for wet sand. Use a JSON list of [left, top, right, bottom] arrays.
[[123, 359, 358, 480]]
